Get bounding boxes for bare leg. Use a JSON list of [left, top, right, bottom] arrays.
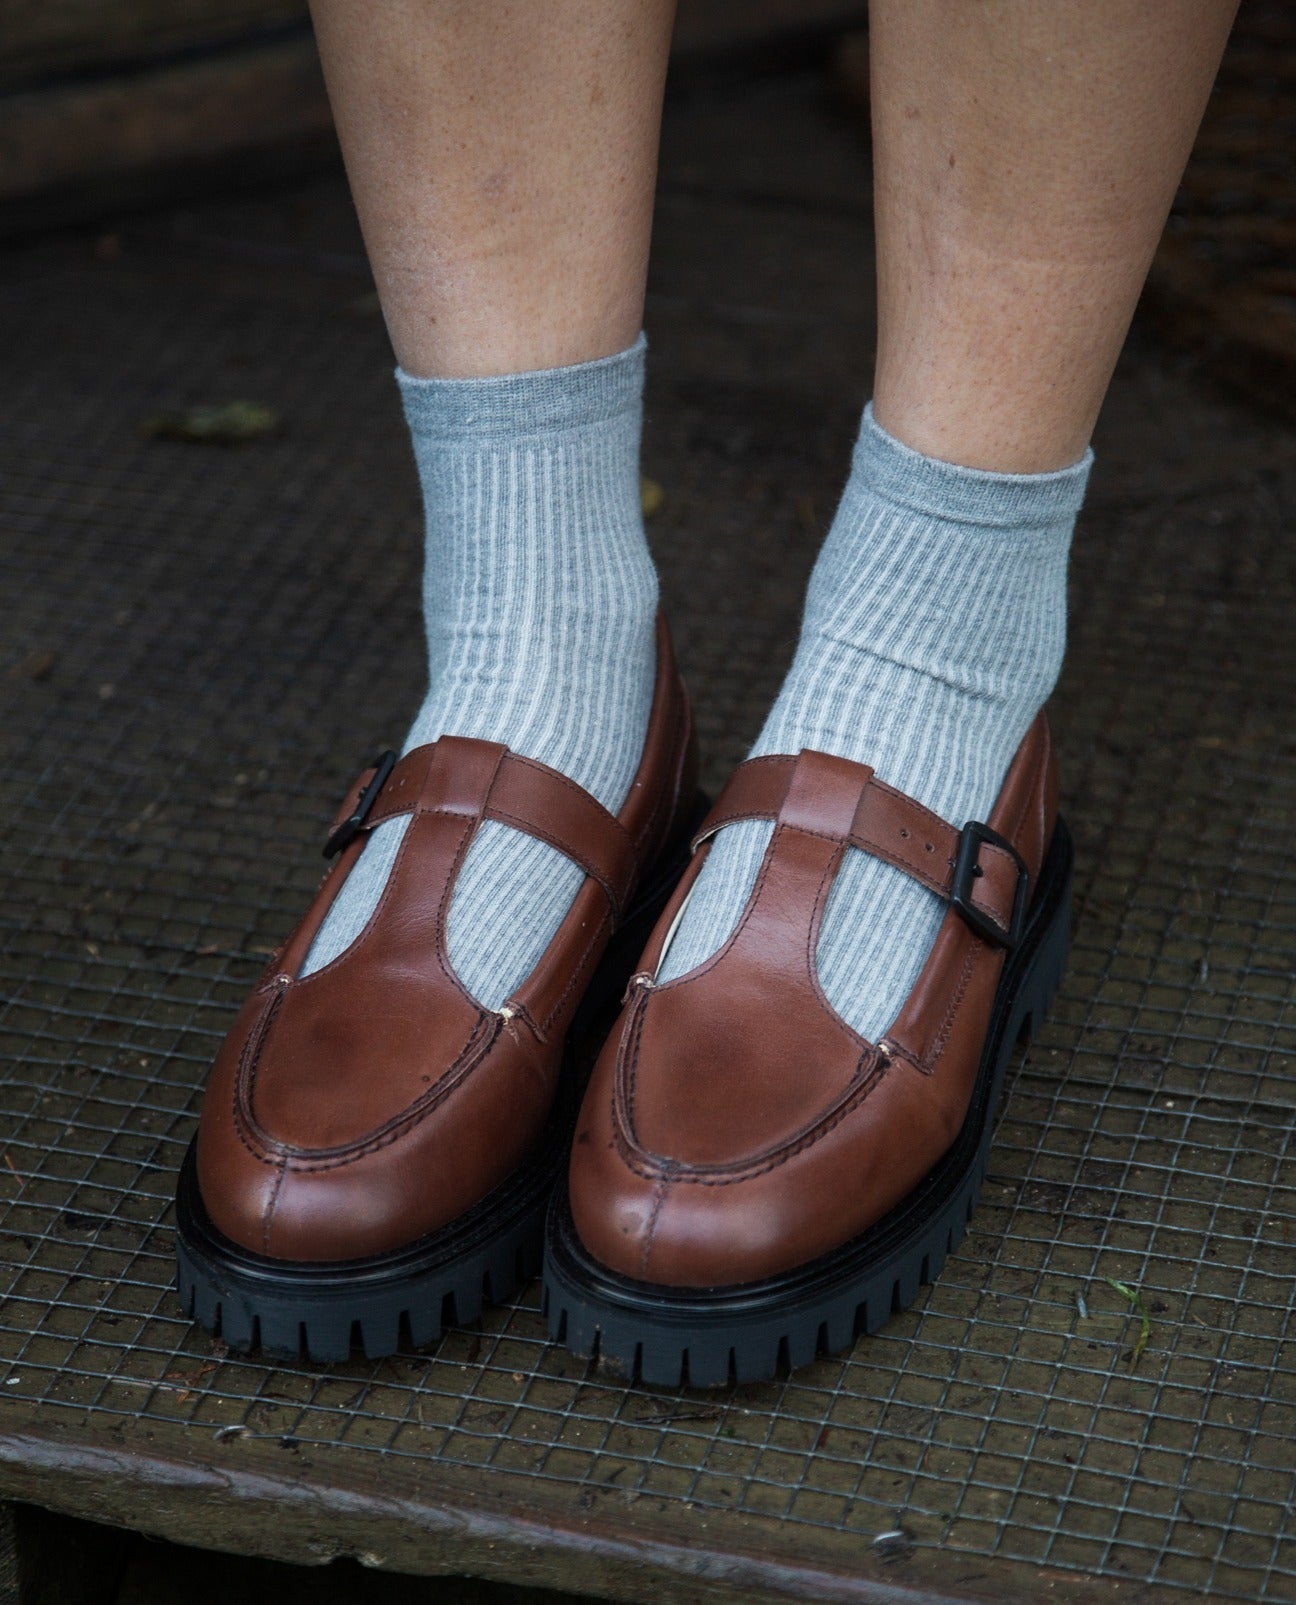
[[298, 2, 677, 999], [870, 0, 1239, 471], [308, 0, 677, 377]]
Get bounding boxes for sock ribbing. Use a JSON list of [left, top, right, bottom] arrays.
[[656, 403, 1091, 1043], [302, 337, 658, 1005]]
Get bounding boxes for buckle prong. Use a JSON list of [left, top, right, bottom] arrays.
[[323, 750, 397, 859]]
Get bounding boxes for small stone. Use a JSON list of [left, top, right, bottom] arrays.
[[872, 1528, 914, 1564]]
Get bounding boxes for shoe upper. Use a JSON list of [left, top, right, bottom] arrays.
[[194, 614, 696, 1263], [566, 712, 1059, 1289]]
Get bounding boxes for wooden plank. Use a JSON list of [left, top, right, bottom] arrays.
[[0, 32, 333, 226], [0, 2, 308, 87], [0, 1417, 1151, 1605]]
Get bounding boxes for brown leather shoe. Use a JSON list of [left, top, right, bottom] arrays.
[[544, 713, 1072, 1386], [175, 615, 700, 1361]]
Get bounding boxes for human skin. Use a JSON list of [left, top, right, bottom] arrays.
[[308, 0, 1237, 452], [868, 0, 1239, 471], [306, 0, 678, 378]]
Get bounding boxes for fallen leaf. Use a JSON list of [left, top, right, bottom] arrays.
[[1102, 1275, 1153, 1367], [10, 650, 56, 681], [142, 401, 281, 445]]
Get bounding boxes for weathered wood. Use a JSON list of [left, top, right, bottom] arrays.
[[0, 1418, 1202, 1605], [0, 1, 308, 87], [0, 33, 330, 204]]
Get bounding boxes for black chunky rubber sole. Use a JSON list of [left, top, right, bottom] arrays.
[[174, 791, 708, 1364], [542, 817, 1074, 1389]]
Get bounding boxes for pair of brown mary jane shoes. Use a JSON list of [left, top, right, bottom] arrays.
[[175, 615, 1072, 1387]]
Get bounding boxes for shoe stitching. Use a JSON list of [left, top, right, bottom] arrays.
[[510, 667, 692, 1035], [233, 1011, 502, 1171], [232, 983, 285, 1148], [261, 1153, 288, 1255], [931, 943, 981, 1063], [287, 798, 463, 992], [640, 1166, 674, 1278], [695, 753, 793, 838], [235, 815, 501, 1167], [287, 799, 490, 1027], [645, 815, 784, 992], [501, 753, 637, 853], [909, 726, 1049, 1066], [885, 724, 1048, 1074], [867, 781, 956, 851], [619, 813, 865, 1146], [803, 836, 870, 1048], [847, 833, 950, 898], [615, 977, 881, 1183], [891, 943, 980, 1077], [526, 672, 688, 1038], [613, 1045, 884, 1187], [615, 984, 650, 1137], [535, 902, 615, 1038], [881, 1037, 932, 1076]]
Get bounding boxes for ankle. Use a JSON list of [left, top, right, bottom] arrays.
[[754, 403, 1090, 812]]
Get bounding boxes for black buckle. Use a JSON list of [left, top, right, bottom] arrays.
[[951, 820, 1029, 949], [323, 750, 397, 859]]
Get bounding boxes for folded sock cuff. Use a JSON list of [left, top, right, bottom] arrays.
[[397, 333, 646, 442], [855, 401, 1092, 531]]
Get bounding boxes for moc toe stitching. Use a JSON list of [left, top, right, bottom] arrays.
[[610, 989, 886, 1186], [234, 1010, 503, 1172]]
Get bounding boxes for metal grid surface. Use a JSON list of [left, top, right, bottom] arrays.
[[2, 58, 1296, 1605]]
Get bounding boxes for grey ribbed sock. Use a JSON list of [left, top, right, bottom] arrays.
[[657, 403, 1091, 1043], [302, 336, 658, 1007]]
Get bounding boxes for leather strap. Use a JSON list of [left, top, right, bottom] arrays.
[[694, 749, 1024, 944], [485, 752, 638, 922], [691, 754, 795, 845], [344, 738, 639, 922]]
